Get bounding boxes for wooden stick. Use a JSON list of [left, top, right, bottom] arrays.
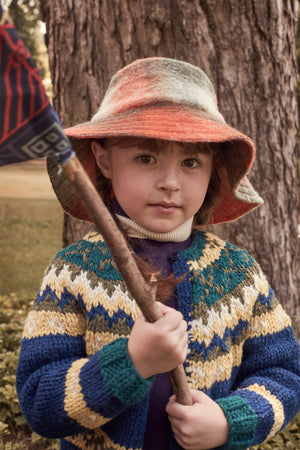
[[62, 155, 193, 406]]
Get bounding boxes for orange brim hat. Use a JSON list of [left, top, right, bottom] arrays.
[[48, 57, 263, 226]]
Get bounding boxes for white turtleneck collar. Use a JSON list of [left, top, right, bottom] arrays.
[[116, 215, 194, 242]]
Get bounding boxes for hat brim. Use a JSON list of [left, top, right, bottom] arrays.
[[48, 105, 263, 225], [65, 104, 252, 144]]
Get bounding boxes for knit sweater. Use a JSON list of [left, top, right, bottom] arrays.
[[16, 229, 300, 450]]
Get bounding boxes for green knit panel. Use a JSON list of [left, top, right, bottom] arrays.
[[216, 396, 258, 450], [98, 337, 154, 405]]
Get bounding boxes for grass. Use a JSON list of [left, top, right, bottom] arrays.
[[0, 197, 63, 298], [0, 161, 62, 298], [0, 162, 62, 448], [0, 163, 299, 449], [0, 294, 59, 449]]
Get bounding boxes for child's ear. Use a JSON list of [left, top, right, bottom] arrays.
[[91, 140, 112, 179]]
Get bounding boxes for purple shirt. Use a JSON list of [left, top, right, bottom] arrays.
[[132, 237, 191, 450], [112, 198, 191, 448]]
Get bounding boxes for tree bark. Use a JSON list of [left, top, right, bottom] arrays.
[[40, 0, 300, 331]]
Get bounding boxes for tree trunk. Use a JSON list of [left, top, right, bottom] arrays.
[[40, 0, 300, 331]]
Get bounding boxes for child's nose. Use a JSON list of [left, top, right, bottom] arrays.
[[156, 166, 180, 191]]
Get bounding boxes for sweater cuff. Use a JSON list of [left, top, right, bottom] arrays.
[[98, 337, 155, 405], [216, 396, 258, 450]]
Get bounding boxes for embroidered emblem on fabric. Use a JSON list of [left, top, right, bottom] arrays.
[[21, 122, 69, 158]]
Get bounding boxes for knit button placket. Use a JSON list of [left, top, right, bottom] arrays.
[[169, 252, 179, 262]]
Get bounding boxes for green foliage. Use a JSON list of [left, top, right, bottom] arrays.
[[0, 294, 23, 428], [0, 294, 59, 448], [253, 417, 300, 449], [5, 0, 49, 79]]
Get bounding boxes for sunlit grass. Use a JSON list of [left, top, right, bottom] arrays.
[[0, 197, 63, 298]]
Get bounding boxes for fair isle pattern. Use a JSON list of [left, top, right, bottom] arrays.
[[16, 230, 300, 450], [184, 235, 291, 392]]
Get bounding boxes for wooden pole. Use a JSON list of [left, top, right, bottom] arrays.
[[62, 155, 193, 406]]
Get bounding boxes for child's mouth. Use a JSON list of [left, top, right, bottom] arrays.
[[150, 203, 180, 213]]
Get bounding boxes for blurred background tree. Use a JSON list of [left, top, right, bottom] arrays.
[[3, 0, 49, 84], [297, 7, 300, 199]]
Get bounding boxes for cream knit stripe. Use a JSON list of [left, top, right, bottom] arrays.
[[186, 342, 244, 390], [85, 330, 122, 356], [23, 310, 86, 339], [64, 359, 108, 429], [116, 215, 193, 242], [248, 304, 291, 338]]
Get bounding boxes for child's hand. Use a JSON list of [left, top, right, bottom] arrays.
[[128, 302, 188, 379], [166, 389, 229, 450]]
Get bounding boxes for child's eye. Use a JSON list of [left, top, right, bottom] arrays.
[[136, 154, 156, 164], [182, 158, 201, 169]]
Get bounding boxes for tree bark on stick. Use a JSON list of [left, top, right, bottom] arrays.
[[40, 0, 300, 333]]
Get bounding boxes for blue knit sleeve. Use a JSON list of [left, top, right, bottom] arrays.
[[16, 286, 153, 439], [216, 294, 300, 449]]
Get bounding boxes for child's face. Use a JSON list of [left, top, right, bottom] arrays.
[[92, 139, 213, 233]]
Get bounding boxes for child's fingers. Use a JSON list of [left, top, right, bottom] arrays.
[[135, 302, 171, 320], [156, 302, 186, 320], [140, 302, 187, 336], [166, 390, 208, 418], [165, 390, 203, 422], [136, 308, 187, 340], [154, 308, 187, 334], [156, 301, 173, 313], [128, 302, 188, 378], [166, 389, 229, 449], [189, 389, 208, 403], [166, 396, 187, 418]]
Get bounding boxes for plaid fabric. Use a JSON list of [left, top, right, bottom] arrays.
[[0, 5, 73, 167]]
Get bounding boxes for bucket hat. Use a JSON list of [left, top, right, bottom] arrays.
[[47, 57, 263, 225]]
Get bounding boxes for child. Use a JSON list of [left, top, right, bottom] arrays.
[[16, 58, 300, 450]]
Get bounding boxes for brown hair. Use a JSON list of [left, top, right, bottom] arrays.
[[93, 137, 222, 301]]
